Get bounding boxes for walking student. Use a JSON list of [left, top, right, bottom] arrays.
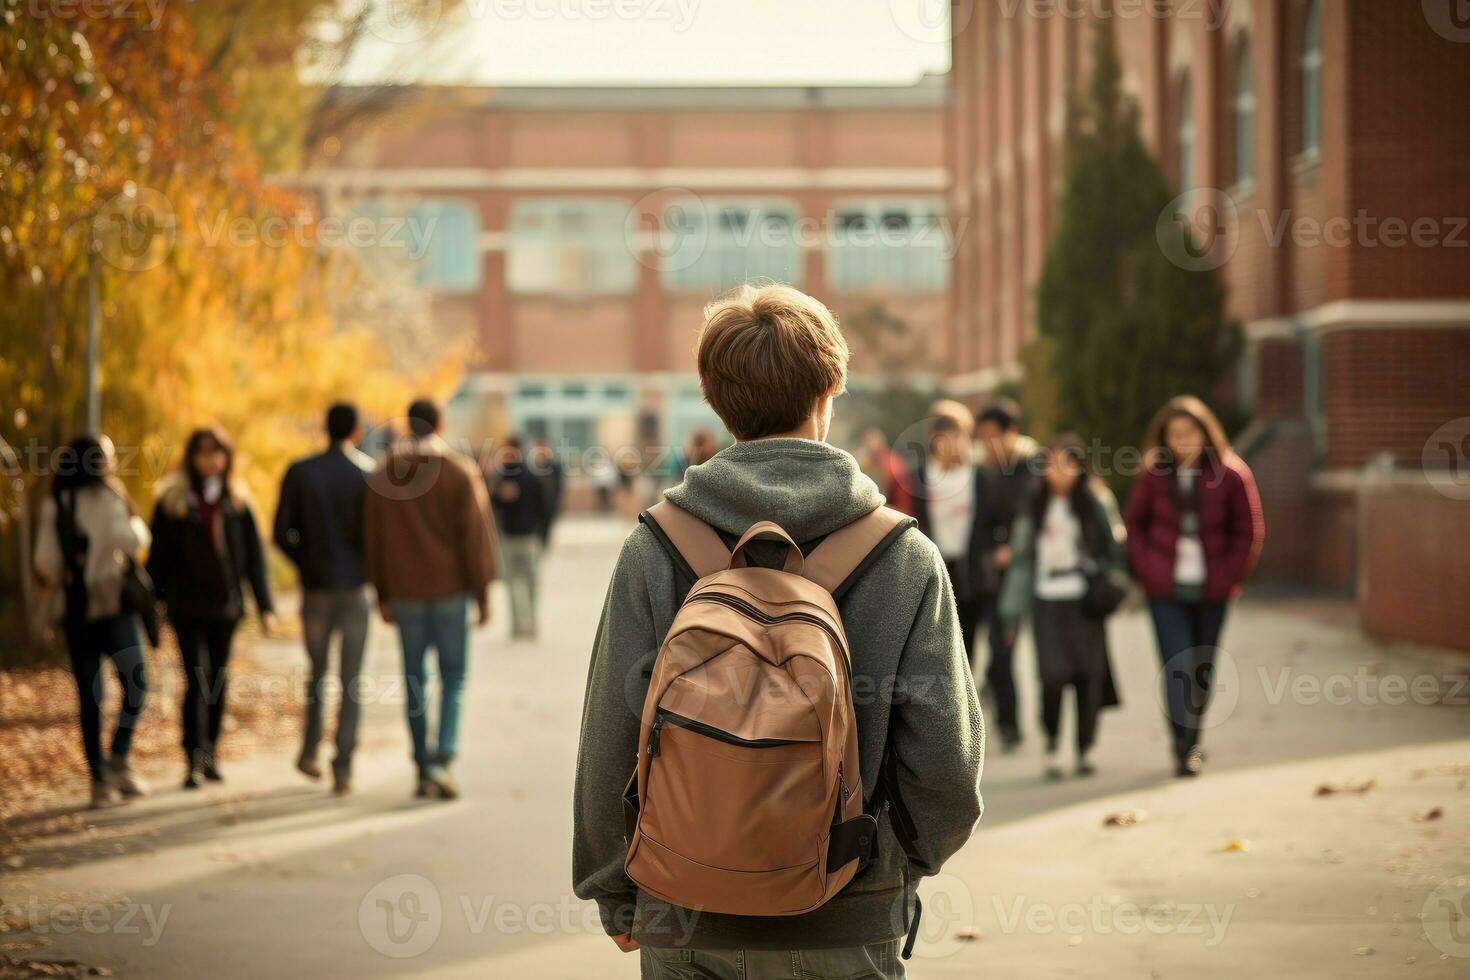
[[529, 436, 564, 547], [1000, 434, 1127, 780], [972, 398, 1043, 751], [148, 427, 275, 789], [911, 412, 983, 665], [34, 435, 153, 808], [489, 436, 545, 640], [274, 402, 374, 795], [1124, 396, 1264, 778], [365, 399, 499, 800], [573, 284, 984, 978]]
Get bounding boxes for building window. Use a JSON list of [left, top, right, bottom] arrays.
[[1231, 37, 1256, 188], [1300, 0, 1323, 156], [409, 200, 482, 293], [510, 379, 634, 454], [664, 200, 802, 290], [828, 199, 949, 292], [1175, 72, 1195, 191], [507, 198, 636, 296]]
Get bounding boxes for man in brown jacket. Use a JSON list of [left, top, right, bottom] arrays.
[[365, 399, 498, 800]]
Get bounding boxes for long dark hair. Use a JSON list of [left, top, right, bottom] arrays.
[[51, 434, 135, 517], [51, 435, 108, 500], [181, 426, 235, 495], [1031, 433, 1106, 555], [1142, 395, 1233, 473]]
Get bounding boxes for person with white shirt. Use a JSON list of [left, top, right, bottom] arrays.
[[34, 435, 154, 809], [914, 412, 984, 661], [999, 434, 1128, 780]]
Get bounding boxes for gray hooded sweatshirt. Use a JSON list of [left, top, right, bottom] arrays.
[[572, 437, 985, 951]]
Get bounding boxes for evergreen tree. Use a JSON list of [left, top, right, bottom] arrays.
[[1034, 19, 1241, 487]]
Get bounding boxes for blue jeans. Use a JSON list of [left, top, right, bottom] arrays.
[[395, 596, 469, 770], [1148, 599, 1228, 755]]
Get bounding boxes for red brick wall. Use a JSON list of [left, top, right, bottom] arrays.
[[1320, 328, 1470, 470], [1359, 487, 1470, 652], [1344, 0, 1470, 301]]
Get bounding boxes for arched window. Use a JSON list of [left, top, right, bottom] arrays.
[[1300, 0, 1323, 155], [1232, 37, 1256, 186], [1176, 72, 1195, 190]]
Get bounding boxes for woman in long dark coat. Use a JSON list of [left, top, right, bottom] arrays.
[[147, 427, 275, 788]]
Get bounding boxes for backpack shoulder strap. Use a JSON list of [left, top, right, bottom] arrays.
[[802, 506, 915, 599], [641, 499, 730, 581]]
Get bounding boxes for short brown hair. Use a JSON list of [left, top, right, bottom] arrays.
[[695, 284, 849, 440]]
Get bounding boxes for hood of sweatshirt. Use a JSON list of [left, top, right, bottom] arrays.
[[664, 437, 884, 542]]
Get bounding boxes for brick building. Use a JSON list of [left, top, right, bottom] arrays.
[[297, 79, 950, 457], [947, 0, 1470, 650]]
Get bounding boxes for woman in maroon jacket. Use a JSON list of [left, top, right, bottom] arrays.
[[1124, 396, 1264, 778]]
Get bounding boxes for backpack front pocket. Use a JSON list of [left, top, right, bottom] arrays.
[[640, 709, 826, 874]]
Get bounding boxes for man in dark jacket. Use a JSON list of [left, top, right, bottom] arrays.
[[530, 436, 564, 546], [573, 285, 983, 975], [488, 436, 546, 640], [973, 398, 1043, 751], [274, 402, 374, 794]]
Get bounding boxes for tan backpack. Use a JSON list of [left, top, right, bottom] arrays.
[[622, 500, 914, 919]]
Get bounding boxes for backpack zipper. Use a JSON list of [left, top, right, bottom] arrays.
[[647, 708, 807, 758], [686, 592, 847, 652]]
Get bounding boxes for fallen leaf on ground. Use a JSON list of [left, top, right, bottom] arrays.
[[1103, 809, 1148, 828], [1415, 807, 1444, 822], [1217, 839, 1252, 853], [955, 927, 982, 941], [1316, 779, 1376, 796]]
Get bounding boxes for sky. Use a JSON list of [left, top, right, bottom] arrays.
[[334, 0, 953, 87]]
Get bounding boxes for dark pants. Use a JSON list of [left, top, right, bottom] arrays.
[[1148, 599, 1228, 756], [952, 576, 1019, 740], [1034, 599, 1107, 756], [301, 588, 370, 774], [641, 941, 904, 979], [64, 615, 149, 781], [174, 617, 239, 758]]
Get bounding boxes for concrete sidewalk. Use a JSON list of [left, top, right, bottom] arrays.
[[2, 516, 1467, 978]]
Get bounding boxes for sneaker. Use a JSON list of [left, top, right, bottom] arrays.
[[415, 776, 436, 799], [90, 780, 126, 809], [1075, 757, 1096, 778], [1043, 749, 1064, 782], [297, 753, 323, 781], [332, 770, 352, 797], [200, 751, 223, 783], [183, 750, 203, 790], [425, 764, 459, 800], [106, 756, 149, 798], [1175, 745, 1205, 778]]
